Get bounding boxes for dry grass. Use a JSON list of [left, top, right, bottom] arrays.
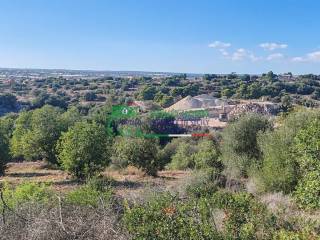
[[1, 161, 191, 198], [260, 192, 320, 225]]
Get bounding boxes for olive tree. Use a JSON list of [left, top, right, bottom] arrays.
[[258, 109, 320, 193], [221, 114, 271, 177], [10, 105, 82, 164], [57, 121, 111, 179], [112, 137, 159, 176]]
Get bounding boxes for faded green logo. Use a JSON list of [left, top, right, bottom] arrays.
[[111, 105, 139, 119]]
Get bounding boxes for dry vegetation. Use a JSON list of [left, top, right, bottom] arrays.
[[1, 161, 191, 196]]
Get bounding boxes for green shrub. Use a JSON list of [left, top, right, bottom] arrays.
[[123, 193, 221, 240], [167, 138, 223, 172], [57, 121, 111, 179], [157, 138, 181, 169], [294, 171, 320, 209], [0, 182, 53, 209], [274, 229, 319, 240], [221, 114, 271, 177], [211, 191, 276, 239], [86, 175, 114, 192], [186, 181, 218, 199], [167, 142, 197, 170], [183, 169, 222, 198], [293, 118, 320, 173], [258, 109, 320, 193], [10, 111, 34, 160], [65, 183, 113, 207], [258, 130, 298, 193], [112, 137, 159, 176], [123, 190, 278, 240], [193, 139, 222, 171], [11, 105, 64, 164]]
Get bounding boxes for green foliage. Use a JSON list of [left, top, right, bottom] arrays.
[[0, 182, 53, 209], [181, 84, 200, 97], [167, 139, 222, 172], [193, 139, 222, 171], [88, 103, 112, 126], [57, 121, 111, 179], [123, 193, 221, 240], [186, 180, 218, 199], [164, 77, 181, 86], [123, 190, 279, 240], [139, 86, 157, 100], [29, 105, 64, 163], [258, 130, 298, 193], [59, 106, 82, 130], [221, 88, 234, 97], [0, 115, 15, 175], [65, 182, 113, 207], [10, 111, 34, 160], [293, 118, 320, 173], [167, 141, 197, 170], [170, 87, 184, 97], [85, 175, 114, 191], [221, 114, 271, 177], [274, 229, 319, 240], [291, 117, 320, 209], [32, 92, 68, 109], [159, 95, 174, 108], [211, 191, 276, 239], [112, 137, 159, 176], [10, 105, 64, 164], [280, 94, 293, 112], [157, 138, 186, 168], [258, 110, 320, 193], [294, 171, 320, 209], [185, 170, 220, 198]]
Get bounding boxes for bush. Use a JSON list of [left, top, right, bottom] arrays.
[[139, 86, 157, 100], [0, 182, 53, 209], [157, 138, 192, 169], [123, 193, 221, 240], [185, 170, 220, 198], [65, 183, 113, 208], [85, 175, 115, 192], [167, 142, 197, 170], [294, 171, 320, 209], [211, 191, 276, 239], [10, 110, 34, 160], [258, 109, 320, 193], [193, 139, 222, 171], [221, 114, 271, 177], [57, 121, 111, 179], [293, 118, 320, 173], [112, 137, 159, 176], [167, 139, 223, 172], [123, 190, 278, 240], [258, 130, 298, 193]]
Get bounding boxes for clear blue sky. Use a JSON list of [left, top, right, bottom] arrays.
[[1, 0, 320, 74]]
